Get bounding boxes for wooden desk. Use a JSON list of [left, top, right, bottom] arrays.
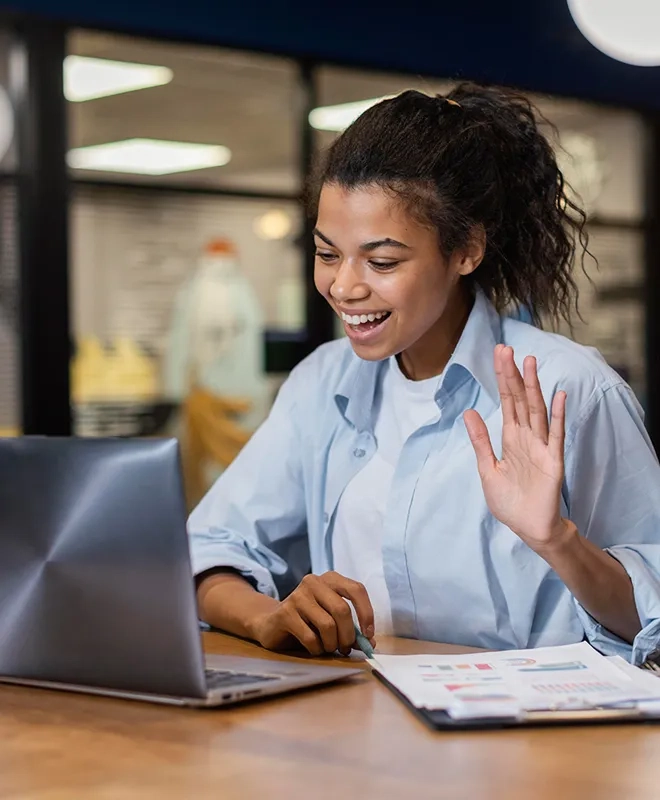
[[1, 633, 659, 800]]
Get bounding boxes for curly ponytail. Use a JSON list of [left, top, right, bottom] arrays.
[[310, 83, 589, 327]]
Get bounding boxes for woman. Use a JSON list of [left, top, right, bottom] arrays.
[[190, 85, 660, 664]]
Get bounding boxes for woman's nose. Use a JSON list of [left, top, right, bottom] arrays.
[[330, 260, 369, 302]]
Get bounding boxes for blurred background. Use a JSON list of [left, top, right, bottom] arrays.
[[0, 0, 658, 506]]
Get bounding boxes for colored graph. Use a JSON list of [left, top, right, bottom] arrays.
[[532, 681, 621, 695], [443, 679, 501, 690], [419, 662, 494, 673], [518, 661, 587, 673]]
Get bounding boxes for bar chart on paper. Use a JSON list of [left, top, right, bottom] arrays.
[[532, 681, 622, 696]]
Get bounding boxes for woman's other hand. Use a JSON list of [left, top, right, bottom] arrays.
[[464, 344, 572, 556]]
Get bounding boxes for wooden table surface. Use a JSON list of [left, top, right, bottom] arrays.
[[1, 632, 659, 800]]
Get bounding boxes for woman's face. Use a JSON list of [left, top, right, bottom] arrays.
[[314, 184, 478, 370]]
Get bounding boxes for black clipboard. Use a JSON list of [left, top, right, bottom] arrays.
[[372, 669, 660, 731]]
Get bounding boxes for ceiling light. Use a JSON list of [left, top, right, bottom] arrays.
[[253, 209, 293, 240], [64, 55, 173, 102], [309, 96, 391, 132], [67, 139, 231, 175], [567, 0, 660, 66]]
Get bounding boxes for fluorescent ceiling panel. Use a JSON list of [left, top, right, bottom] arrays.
[[67, 139, 232, 175], [309, 96, 391, 132], [64, 55, 173, 102]]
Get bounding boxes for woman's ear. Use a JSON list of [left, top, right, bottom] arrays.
[[456, 224, 486, 276]]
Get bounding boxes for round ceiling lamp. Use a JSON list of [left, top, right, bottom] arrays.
[[253, 209, 292, 241], [567, 0, 660, 66]]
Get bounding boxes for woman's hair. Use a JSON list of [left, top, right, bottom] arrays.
[[307, 83, 590, 327]]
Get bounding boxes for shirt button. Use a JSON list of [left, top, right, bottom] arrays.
[[323, 512, 329, 523], [353, 448, 366, 458]]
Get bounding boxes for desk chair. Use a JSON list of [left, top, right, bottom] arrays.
[[181, 387, 252, 509]]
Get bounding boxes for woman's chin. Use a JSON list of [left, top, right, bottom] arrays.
[[348, 339, 395, 362]]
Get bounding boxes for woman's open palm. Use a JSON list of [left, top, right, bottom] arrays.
[[464, 344, 567, 552]]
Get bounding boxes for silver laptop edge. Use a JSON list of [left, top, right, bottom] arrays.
[[0, 437, 360, 706], [0, 657, 361, 707]]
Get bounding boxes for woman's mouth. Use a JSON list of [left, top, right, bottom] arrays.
[[340, 310, 392, 343]]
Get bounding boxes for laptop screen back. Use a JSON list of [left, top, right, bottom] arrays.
[[0, 437, 207, 698]]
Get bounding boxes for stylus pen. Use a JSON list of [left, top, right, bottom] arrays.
[[353, 624, 375, 660]]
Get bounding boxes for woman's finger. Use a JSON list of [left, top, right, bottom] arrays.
[[502, 347, 530, 428], [548, 390, 566, 461], [298, 600, 340, 653], [523, 356, 549, 441], [322, 572, 375, 642], [307, 578, 356, 651], [281, 607, 325, 655], [464, 409, 497, 480], [494, 344, 517, 426]]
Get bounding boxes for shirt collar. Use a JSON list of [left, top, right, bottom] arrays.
[[334, 290, 502, 430], [334, 355, 380, 432], [444, 289, 501, 405]]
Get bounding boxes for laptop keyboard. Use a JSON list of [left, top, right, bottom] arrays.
[[204, 668, 281, 691]]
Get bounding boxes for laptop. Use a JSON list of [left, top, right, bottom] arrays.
[[0, 436, 359, 706]]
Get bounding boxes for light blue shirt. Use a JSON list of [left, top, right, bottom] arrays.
[[188, 292, 660, 664]]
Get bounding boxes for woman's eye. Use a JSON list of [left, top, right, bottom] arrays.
[[315, 250, 338, 262], [370, 260, 399, 270]]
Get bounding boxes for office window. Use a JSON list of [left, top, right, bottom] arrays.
[[67, 30, 301, 192], [0, 31, 18, 435], [67, 31, 305, 505], [534, 95, 647, 400], [0, 183, 18, 435]]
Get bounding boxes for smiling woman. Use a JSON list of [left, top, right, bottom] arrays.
[[312, 185, 475, 378], [191, 83, 660, 666]]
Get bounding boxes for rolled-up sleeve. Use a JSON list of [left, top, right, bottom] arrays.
[[564, 383, 660, 663], [187, 364, 309, 600]]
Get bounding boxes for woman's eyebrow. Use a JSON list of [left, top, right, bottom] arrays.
[[360, 238, 411, 251], [313, 228, 335, 246], [313, 229, 411, 250]]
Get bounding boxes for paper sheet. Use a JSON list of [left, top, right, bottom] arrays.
[[370, 642, 660, 718]]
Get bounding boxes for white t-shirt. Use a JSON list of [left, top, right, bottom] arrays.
[[332, 356, 443, 635]]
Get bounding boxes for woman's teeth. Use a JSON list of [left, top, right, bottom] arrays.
[[341, 311, 391, 325]]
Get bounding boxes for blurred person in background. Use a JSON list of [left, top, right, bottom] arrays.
[[190, 85, 660, 665]]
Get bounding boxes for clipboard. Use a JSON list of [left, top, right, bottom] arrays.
[[372, 669, 660, 731]]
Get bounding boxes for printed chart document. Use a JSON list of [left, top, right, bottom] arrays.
[[369, 642, 660, 720]]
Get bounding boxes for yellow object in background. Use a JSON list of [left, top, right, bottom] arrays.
[[71, 336, 109, 402], [71, 336, 159, 403], [105, 338, 158, 401]]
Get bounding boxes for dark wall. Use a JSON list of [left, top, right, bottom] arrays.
[[3, 0, 660, 110]]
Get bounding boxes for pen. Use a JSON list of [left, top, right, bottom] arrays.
[[353, 624, 375, 659]]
